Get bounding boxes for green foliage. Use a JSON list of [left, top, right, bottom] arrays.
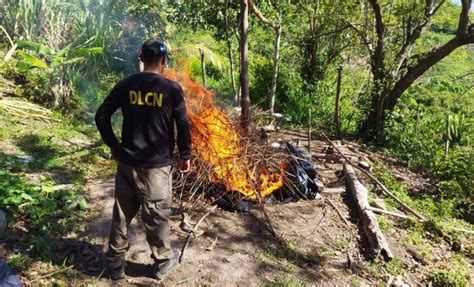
[[0, 166, 86, 239], [7, 254, 33, 270], [428, 270, 468, 287], [449, 114, 471, 146], [383, 259, 406, 277], [382, 30, 473, 215]]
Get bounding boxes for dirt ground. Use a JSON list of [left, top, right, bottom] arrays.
[[69, 129, 473, 286]]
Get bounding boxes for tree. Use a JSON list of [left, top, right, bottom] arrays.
[[224, 0, 238, 104], [353, 0, 474, 138], [293, 1, 353, 92], [248, 0, 281, 115], [240, 0, 250, 132], [167, 0, 240, 96]]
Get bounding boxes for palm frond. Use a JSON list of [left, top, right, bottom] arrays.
[[174, 43, 225, 70]]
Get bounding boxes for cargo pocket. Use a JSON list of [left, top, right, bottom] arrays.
[[146, 166, 172, 201]]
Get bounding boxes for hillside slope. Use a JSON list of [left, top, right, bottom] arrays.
[[0, 107, 472, 286]]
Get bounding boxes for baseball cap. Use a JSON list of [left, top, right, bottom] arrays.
[[141, 39, 171, 64]]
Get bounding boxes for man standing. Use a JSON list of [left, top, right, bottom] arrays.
[[95, 39, 191, 280]]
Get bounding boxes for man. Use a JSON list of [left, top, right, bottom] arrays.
[[95, 39, 191, 280]]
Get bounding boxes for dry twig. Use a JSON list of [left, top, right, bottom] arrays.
[[180, 205, 218, 263]]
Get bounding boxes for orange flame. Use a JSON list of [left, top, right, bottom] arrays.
[[164, 69, 283, 199]]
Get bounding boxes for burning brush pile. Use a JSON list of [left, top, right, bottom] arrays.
[[165, 69, 319, 212]]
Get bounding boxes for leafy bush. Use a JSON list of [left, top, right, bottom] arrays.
[[0, 167, 86, 234], [428, 270, 468, 287]]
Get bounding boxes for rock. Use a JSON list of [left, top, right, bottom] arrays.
[[391, 275, 409, 287], [261, 125, 276, 132], [357, 160, 371, 171], [270, 142, 281, 149], [0, 210, 6, 238]]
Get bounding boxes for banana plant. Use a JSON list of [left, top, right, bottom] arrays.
[[15, 39, 103, 71], [14, 39, 103, 108]]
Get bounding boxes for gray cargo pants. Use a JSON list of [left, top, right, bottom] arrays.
[[106, 161, 173, 269]]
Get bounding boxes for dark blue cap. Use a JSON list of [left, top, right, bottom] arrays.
[[141, 39, 168, 63]]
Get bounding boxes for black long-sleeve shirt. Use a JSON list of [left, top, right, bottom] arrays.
[[95, 72, 191, 168]]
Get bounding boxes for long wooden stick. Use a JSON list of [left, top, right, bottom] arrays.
[[30, 264, 76, 283], [324, 197, 350, 226], [321, 132, 426, 221], [180, 205, 218, 263], [444, 114, 450, 156], [308, 108, 312, 152], [367, 206, 408, 219], [335, 65, 343, 139]]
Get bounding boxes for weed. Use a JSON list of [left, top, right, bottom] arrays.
[[216, 220, 227, 229], [282, 263, 296, 274], [383, 259, 406, 276], [306, 253, 325, 267], [335, 238, 349, 249], [368, 260, 383, 277], [8, 254, 33, 270], [269, 239, 299, 262], [376, 215, 393, 233], [350, 276, 363, 286], [267, 275, 307, 286], [428, 270, 468, 287], [255, 252, 273, 266]]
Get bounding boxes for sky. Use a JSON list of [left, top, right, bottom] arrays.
[[452, 0, 474, 11]]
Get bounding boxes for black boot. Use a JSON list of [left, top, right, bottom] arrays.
[[154, 249, 180, 280], [109, 262, 126, 280]]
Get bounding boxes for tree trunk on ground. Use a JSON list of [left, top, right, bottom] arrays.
[[200, 50, 206, 88], [343, 163, 393, 261], [240, 0, 250, 132], [335, 65, 343, 139]]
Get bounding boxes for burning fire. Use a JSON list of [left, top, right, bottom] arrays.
[[164, 69, 283, 199]]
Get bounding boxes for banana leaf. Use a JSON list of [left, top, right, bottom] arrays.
[[74, 47, 103, 55], [16, 51, 47, 70], [15, 40, 55, 56]]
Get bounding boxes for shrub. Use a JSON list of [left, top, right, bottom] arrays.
[[428, 270, 468, 287]]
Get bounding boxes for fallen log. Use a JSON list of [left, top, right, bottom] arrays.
[[344, 163, 393, 261], [321, 132, 426, 221]]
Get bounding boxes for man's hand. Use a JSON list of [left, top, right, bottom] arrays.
[[178, 159, 191, 173], [110, 143, 121, 160]]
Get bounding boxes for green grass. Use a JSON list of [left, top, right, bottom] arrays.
[[0, 109, 114, 278], [266, 275, 309, 286], [376, 215, 393, 233]]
